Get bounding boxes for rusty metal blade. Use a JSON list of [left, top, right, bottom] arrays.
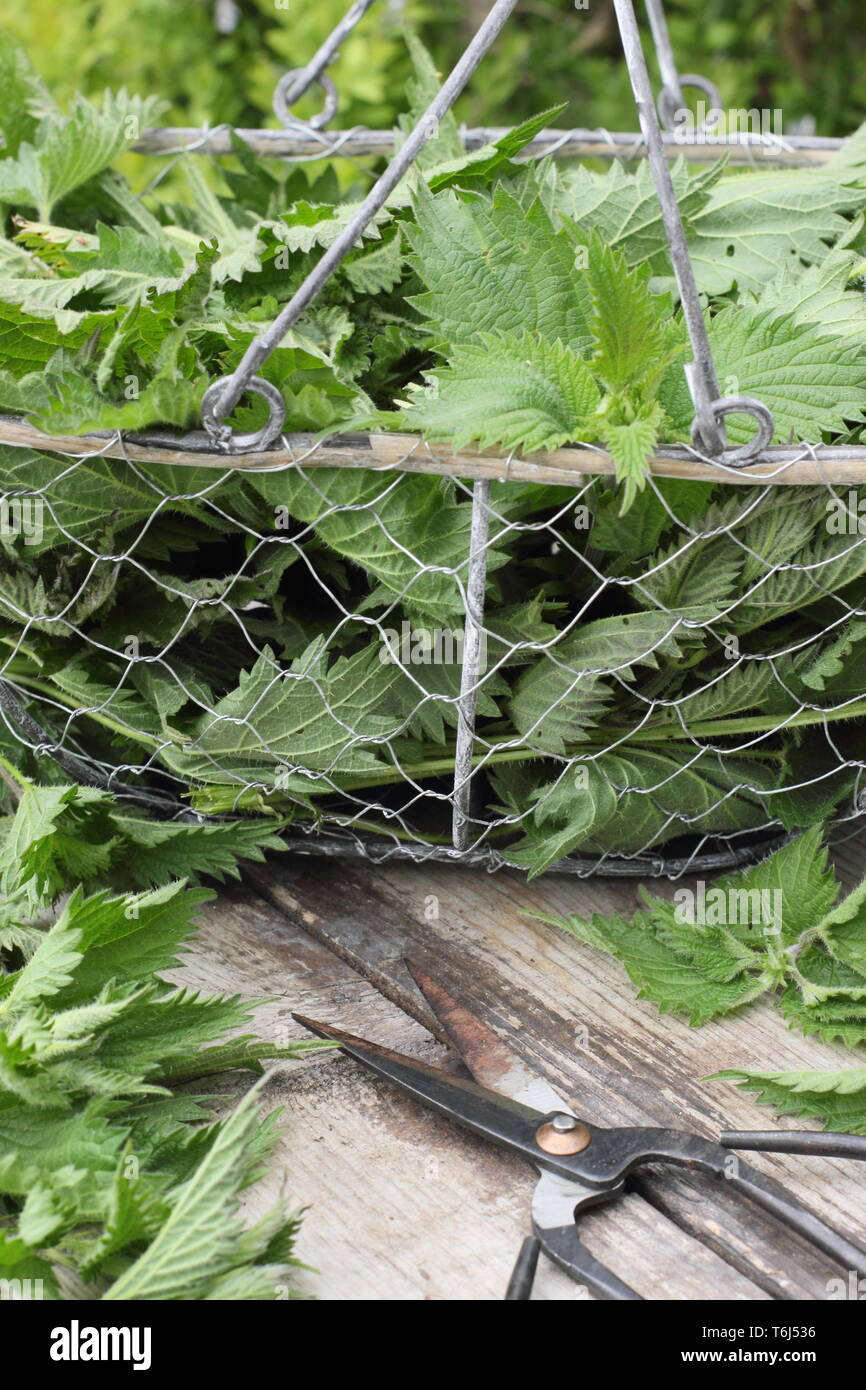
[[291, 1012, 568, 1174], [405, 962, 571, 1115]]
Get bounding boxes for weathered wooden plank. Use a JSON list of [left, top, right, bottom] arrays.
[[177, 885, 766, 1299], [245, 846, 866, 1300]]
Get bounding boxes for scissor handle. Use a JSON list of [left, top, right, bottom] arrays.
[[527, 1170, 642, 1300], [504, 1236, 541, 1300], [557, 1126, 866, 1290], [722, 1155, 866, 1278], [507, 1222, 642, 1300], [538, 1221, 643, 1300], [722, 1130, 866, 1160]]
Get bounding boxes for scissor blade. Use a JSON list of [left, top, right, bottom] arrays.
[[293, 1013, 553, 1170], [406, 962, 571, 1115]]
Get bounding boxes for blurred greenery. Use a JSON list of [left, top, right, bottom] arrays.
[[3, 0, 865, 146], [424, 0, 866, 137]]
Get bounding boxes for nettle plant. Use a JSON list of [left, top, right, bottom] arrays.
[[0, 35, 865, 1153], [541, 827, 866, 1135], [3, 37, 866, 878], [0, 783, 330, 1300]]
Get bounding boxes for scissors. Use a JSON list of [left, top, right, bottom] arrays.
[[295, 963, 866, 1300]]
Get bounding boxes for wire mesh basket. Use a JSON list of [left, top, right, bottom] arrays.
[[4, 424, 866, 877], [2, 0, 866, 877]]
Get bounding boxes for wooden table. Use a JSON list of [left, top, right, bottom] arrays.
[[172, 832, 866, 1301]]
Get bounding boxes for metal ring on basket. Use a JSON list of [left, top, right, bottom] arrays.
[[691, 395, 775, 468], [201, 376, 286, 453], [658, 73, 723, 132], [273, 67, 340, 131]]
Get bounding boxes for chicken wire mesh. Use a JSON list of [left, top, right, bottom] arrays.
[[1, 431, 865, 877], [2, 0, 865, 876]]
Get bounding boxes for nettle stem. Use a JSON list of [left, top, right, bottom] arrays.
[[12, 671, 866, 798], [0, 752, 28, 801]]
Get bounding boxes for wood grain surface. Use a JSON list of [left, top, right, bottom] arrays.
[[167, 828, 866, 1301]]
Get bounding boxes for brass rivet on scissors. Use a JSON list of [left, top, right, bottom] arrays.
[[535, 1113, 592, 1156]]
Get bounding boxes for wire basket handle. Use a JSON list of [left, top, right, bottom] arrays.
[[272, 0, 380, 131], [614, 0, 775, 464], [202, 0, 521, 453], [644, 0, 722, 132]]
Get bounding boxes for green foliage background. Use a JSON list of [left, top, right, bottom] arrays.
[[5, 0, 866, 142]]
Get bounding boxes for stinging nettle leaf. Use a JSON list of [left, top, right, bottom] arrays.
[[403, 330, 600, 454], [0, 90, 164, 221]]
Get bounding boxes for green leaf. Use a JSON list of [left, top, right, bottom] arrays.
[[708, 305, 866, 444], [510, 611, 684, 754], [97, 990, 262, 1075], [0, 784, 84, 909], [558, 157, 723, 267], [425, 105, 568, 193], [754, 244, 866, 347], [778, 979, 866, 1048], [632, 523, 742, 620], [0, 90, 163, 220], [0, 300, 116, 377], [162, 641, 404, 782], [0, 1098, 123, 1199], [408, 179, 593, 352], [604, 402, 665, 512], [396, 30, 464, 169], [687, 168, 866, 294], [403, 330, 600, 453], [0, 33, 55, 157], [538, 900, 770, 1025], [0, 781, 329, 1297], [103, 1086, 291, 1300], [588, 477, 715, 560], [343, 229, 404, 295], [77, 1154, 169, 1276], [249, 466, 500, 624], [32, 366, 203, 434], [3, 908, 82, 1008], [716, 825, 836, 945], [575, 748, 776, 854], [0, 223, 189, 314], [108, 815, 289, 889], [535, 828, 866, 1047], [502, 763, 618, 876], [712, 1068, 866, 1134], [588, 241, 679, 393], [53, 881, 211, 1005], [817, 876, 866, 976], [502, 749, 779, 873]]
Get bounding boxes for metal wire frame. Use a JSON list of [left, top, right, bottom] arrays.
[[197, 0, 778, 467], [131, 0, 844, 169], [131, 124, 846, 166], [3, 422, 866, 876], [271, 0, 379, 131], [612, 0, 774, 465], [5, 416, 866, 488], [188, 0, 780, 867], [643, 0, 723, 132], [200, 0, 523, 443], [276, 828, 791, 880]]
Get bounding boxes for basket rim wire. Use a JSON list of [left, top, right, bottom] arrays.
[[130, 123, 847, 168], [4, 416, 866, 487]]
